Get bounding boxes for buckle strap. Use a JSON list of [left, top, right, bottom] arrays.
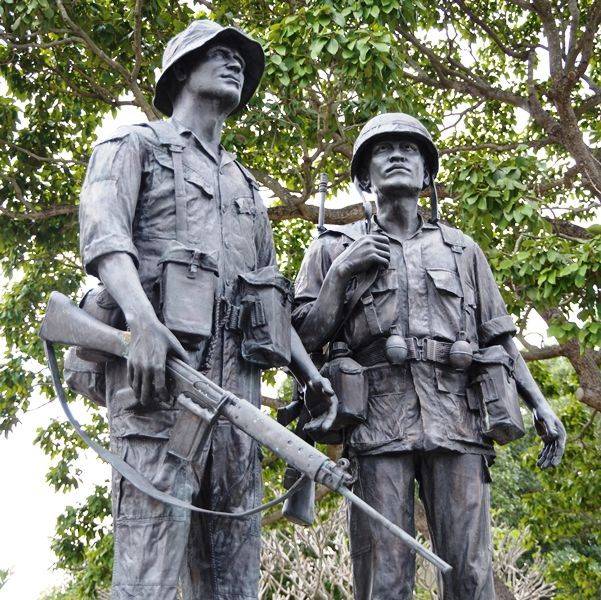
[[354, 337, 453, 367]]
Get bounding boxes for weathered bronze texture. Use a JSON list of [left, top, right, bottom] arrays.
[[73, 20, 339, 599], [293, 113, 567, 600]]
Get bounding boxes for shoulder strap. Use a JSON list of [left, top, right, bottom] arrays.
[[144, 121, 188, 244], [329, 267, 381, 345], [438, 223, 471, 339]]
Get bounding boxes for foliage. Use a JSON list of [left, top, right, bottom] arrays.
[[492, 358, 601, 599], [0, 0, 598, 597]]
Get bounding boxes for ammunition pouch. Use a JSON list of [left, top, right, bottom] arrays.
[[468, 345, 525, 445], [158, 244, 218, 348], [237, 266, 293, 367]]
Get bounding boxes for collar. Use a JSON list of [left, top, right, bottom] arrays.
[[372, 213, 437, 244], [169, 117, 237, 167]]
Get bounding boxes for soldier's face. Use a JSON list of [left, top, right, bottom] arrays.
[[184, 44, 245, 111], [367, 135, 427, 196]]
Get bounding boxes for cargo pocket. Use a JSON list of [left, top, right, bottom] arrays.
[[349, 365, 407, 450], [435, 365, 481, 444]]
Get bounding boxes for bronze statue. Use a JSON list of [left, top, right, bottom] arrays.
[[293, 113, 567, 600], [76, 20, 340, 600]]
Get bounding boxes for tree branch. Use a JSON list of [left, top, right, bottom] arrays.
[[56, 0, 157, 119], [0, 139, 86, 166], [131, 0, 144, 81]]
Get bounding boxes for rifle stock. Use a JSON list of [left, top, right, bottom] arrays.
[[39, 291, 452, 574]]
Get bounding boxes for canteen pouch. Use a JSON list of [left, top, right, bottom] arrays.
[[76, 285, 126, 363], [158, 244, 218, 347], [238, 266, 293, 367], [468, 345, 525, 445], [321, 356, 368, 429]]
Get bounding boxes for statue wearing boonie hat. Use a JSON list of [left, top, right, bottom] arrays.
[[76, 19, 337, 600]]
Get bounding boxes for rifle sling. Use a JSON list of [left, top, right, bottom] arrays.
[[43, 340, 306, 518]]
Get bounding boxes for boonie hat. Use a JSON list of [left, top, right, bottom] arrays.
[[153, 19, 265, 117], [351, 113, 439, 187]]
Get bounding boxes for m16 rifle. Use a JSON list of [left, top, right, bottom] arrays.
[[39, 291, 451, 574]]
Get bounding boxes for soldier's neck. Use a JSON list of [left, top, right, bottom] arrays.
[[376, 193, 421, 241], [172, 97, 227, 158]]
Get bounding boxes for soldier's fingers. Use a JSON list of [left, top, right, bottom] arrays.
[[154, 364, 166, 398], [127, 360, 135, 389], [140, 369, 153, 407], [540, 441, 555, 469], [131, 363, 142, 400], [368, 234, 389, 245], [537, 443, 550, 468], [543, 441, 558, 469], [320, 396, 339, 431], [167, 333, 190, 364]]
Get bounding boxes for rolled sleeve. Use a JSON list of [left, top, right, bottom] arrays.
[[292, 234, 340, 330], [472, 244, 517, 345], [79, 131, 143, 277]]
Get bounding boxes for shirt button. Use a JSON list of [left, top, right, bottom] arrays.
[[224, 240, 230, 248]]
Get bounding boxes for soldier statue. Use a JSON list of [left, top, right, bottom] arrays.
[[293, 113, 566, 599], [77, 20, 336, 600]]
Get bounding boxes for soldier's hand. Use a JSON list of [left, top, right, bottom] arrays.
[[533, 404, 567, 469], [303, 375, 338, 433], [333, 234, 390, 280], [127, 316, 189, 407]]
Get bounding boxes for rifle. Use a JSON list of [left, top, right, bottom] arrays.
[[39, 291, 451, 574]]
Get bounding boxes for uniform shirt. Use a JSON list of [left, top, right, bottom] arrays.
[[293, 216, 516, 456], [79, 118, 276, 438]]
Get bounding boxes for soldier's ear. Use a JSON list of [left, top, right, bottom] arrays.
[[423, 167, 431, 189], [358, 168, 371, 192], [172, 61, 188, 84]]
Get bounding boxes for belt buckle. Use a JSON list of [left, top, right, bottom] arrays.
[[415, 338, 425, 361]]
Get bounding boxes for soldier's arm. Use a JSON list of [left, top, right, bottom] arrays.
[[295, 233, 390, 351], [79, 131, 187, 406], [473, 244, 566, 467]]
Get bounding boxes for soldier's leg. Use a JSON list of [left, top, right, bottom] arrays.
[[106, 360, 196, 600], [418, 452, 495, 600], [182, 422, 262, 600], [349, 453, 417, 600], [110, 434, 195, 600]]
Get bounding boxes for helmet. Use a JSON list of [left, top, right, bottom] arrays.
[[153, 19, 265, 117], [350, 113, 439, 187]]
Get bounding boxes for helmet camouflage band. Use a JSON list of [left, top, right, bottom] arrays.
[[153, 19, 265, 117], [351, 113, 439, 189]]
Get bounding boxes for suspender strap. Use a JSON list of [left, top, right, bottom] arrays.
[[360, 291, 383, 337], [330, 267, 380, 344], [438, 224, 470, 339], [170, 144, 188, 245]]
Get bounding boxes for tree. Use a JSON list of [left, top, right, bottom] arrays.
[[0, 0, 598, 597]]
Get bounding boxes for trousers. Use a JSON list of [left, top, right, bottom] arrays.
[[348, 451, 495, 600], [109, 421, 262, 600]]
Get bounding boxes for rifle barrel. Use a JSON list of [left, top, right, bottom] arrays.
[[338, 486, 452, 573]]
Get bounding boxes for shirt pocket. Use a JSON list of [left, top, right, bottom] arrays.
[[425, 268, 465, 341]]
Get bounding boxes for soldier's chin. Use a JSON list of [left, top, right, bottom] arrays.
[[378, 179, 421, 198]]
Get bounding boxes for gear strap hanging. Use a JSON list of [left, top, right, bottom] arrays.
[[43, 340, 306, 518]]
